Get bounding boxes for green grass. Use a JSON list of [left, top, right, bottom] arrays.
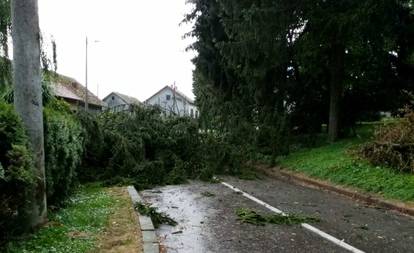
[[4, 184, 117, 253], [279, 128, 414, 202]]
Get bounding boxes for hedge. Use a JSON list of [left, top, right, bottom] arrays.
[[0, 102, 35, 239], [0, 99, 85, 242]]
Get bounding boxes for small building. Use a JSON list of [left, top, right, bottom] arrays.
[[103, 92, 142, 112], [145, 85, 198, 118], [51, 75, 105, 113]]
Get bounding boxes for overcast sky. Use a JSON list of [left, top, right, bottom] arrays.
[[38, 0, 196, 101]]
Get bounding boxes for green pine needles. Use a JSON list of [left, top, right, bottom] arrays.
[[236, 208, 320, 226], [135, 202, 177, 228]]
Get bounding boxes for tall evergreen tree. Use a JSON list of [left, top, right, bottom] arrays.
[[187, 0, 414, 149]]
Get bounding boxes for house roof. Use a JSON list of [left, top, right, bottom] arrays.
[[50, 74, 105, 107], [103, 92, 142, 105], [144, 85, 194, 105], [52, 84, 81, 101]]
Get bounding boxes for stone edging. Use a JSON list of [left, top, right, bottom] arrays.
[[127, 186, 160, 253], [258, 166, 414, 217]]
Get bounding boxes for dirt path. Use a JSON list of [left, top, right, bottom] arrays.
[[93, 187, 143, 253], [141, 177, 414, 253]]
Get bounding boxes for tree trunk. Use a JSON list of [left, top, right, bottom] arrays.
[[328, 43, 345, 143], [11, 0, 47, 228]]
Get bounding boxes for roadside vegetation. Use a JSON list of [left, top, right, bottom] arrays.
[[4, 184, 119, 253], [359, 109, 414, 174], [279, 122, 414, 202], [1, 0, 414, 250]]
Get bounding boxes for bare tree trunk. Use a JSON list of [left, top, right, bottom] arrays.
[[328, 76, 342, 142], [328, 43, 345, 143], [11, 0, 47, 228]]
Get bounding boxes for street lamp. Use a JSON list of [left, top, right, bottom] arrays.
[[85, 36, 100, 111]]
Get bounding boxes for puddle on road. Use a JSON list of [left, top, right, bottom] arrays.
[[142, 185, 217, 253]]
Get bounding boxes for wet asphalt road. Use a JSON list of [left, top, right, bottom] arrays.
[[141, 176, 414, 253]]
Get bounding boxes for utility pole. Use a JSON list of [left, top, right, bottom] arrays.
[[11, 0, 47, 228], [84, 37, 101, 111], [85, 36, 89, 111]]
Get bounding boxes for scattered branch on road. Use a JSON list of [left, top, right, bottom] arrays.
[[236, 208, 320, 226], [201, 191, 216, 197], [135, 203, 177, 228]]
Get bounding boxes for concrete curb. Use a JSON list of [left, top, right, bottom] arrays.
[[257, 166, 414, 217], [127, 186, 159, 253]]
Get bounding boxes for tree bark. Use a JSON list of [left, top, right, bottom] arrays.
[[328, 43, 345, 143], [11, 0, 47, 228]]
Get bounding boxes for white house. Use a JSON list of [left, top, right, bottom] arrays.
[[103, 92, 142, 112], [145, 85, 199, 118]]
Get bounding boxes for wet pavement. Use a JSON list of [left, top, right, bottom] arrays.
[[141, 176, 414, 253]]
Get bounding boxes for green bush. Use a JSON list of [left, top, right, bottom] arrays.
[[44, 100, 85, 205], [76, 111, 104, 180], [0, 102, 35, 240]]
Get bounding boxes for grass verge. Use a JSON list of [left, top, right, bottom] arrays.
[[4, 184, 134, 253], [279, 136, 414, 202], [92, 187, 142, 253]]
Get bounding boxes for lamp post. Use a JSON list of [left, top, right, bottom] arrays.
[[85, 37, 88, 111], [85, 36, 100, 111]]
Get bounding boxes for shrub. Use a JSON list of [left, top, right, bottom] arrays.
[[359, 108, 414, 173], [75, 111, 105, 181], [0, 102, 35, 241], [43, 100, 85, 205]]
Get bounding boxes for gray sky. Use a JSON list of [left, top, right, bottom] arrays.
[[38, 0, 196, 101]]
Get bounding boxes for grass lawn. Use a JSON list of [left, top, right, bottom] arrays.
[[4, 184, 142, 253], [279, 126, 414, 202]]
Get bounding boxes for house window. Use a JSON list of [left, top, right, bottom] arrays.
[[112, 96, 115, 100], [166, 94, 171, 101], [190, 109, 194, 118], [195, 111, 199, 119]]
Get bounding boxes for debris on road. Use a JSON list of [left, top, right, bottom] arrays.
[[201, 191, 216, 197], [236, 208, 320, 226], [135, 202, 178, 228]]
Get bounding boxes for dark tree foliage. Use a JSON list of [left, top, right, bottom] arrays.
[[186, 0, 414, 148], [295, 0, 414, 140], [186, 0, 291, 161], [0, 0, 11, 93], [0, 0, 10, 55]]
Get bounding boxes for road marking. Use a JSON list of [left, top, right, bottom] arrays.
[[221, 181, 365, 253]]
